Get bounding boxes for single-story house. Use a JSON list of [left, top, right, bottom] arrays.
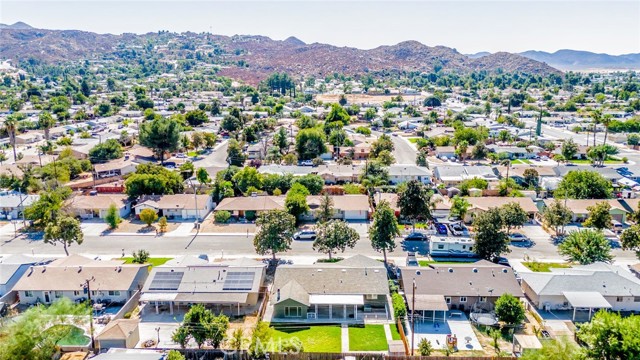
[[400, 261, 522, 320], [134, 194, 213, 220], [337, 143, 371, 160], [96, 319, 140, 350], [464, 197, 538, 223], [304, 194, 370, 221], [215, 195, 286, 217], [0, 191, 39, 220], [140, 257, 266, 316], [257, 164, 364, 184], [67, 194, 131, 220], [554, 165, 623, 183], [269, 255, 391, 323], [15, 132, 43, 144], [12, 255, 148, 306], [520, 262, 640, 319], [0, 254, 52, 297], [247, 143, 265, 160], [542, 199, 629, 223], [94, 158, 137, 179], [388, 165, 432, 185], [433, 166, 499, 187], [434, 146, 456, 159]]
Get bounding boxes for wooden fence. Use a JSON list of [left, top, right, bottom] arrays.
[[396, 318, 409, 355]]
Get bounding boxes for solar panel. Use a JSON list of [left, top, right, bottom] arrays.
[[149, 271, 184, 291], [223, 271, 255, 291]]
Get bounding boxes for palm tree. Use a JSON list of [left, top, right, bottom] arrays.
[[601, 114, 613, 147], [3, 114, 18, 161], [501, 159, 512, 194], [38, 111, 56, 142], [590, 109, 601, 147]]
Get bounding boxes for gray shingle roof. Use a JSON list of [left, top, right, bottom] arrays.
[[520, 265, 640, 296]]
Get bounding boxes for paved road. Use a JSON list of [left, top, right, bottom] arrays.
[[191, 140, 229, 168], [390, 135, 417, 165]]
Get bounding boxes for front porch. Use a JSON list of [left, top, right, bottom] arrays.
[[272, 303, 390, 324]]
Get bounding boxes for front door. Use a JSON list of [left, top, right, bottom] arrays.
[[44, 291, 51, 303]]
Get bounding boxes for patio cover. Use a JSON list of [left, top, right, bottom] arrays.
[[563, 291, 612, 309], [308, 294, 364, 305], [139, 293, 178, 302], [406, 294, 449, 311], [514, 334, 542, 350], [174, 292, 249, 304]]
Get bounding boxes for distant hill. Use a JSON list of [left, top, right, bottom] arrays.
[[0, 25, 562, 83], [466, 52, 491, 59], [0, 21, 34, 30], [520, 50, 640, 70]]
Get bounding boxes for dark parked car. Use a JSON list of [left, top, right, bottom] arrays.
[[435, 223, 448, 235], [404, 232, 429, 241]]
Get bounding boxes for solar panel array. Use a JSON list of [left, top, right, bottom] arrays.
[[223, 271, 255, 291], [149, 271, 184, 291]]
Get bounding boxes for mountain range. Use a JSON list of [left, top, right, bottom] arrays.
[[468, 50, 640, 70], [1, 22, 637, 83]]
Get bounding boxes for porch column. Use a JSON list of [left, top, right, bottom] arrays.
[[238, 303, 240, 316], [343, 304, 347, 319], [329, 304, 332, 319], [589, 307, 593, 320], [573, 307, 576, 322], [354, 305, 357, 320], [170, 302, 173, 315], [155, 301, 159, 314], [315, 304, 318, 316]]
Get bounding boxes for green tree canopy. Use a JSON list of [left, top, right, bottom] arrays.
[[500, 202, 529, 235], [473, 207, 509, 261], [369, 200, 400, 266], [397, 180, 432, 230], [313, 220, 359, 260], [558, 229, 613, 264], [578, 310, 640, 360], [556, 170, 613, 199], [254, 210, 296, 261], [494, 293, 525, 325], [583, 201, 613, 230], [44, 215, 83, 256], [295, 128, 327, 160], [542, 200, 572, 236], [139, 117, 180, 164], [185, 109, 208, 127], [88, 139, 123, 163], [124, 164, 184, 197]]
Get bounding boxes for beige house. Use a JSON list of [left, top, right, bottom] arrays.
[[67, 194, 131, 220], [96, 319, 140, 350], [464, 197, 538, 223], [542, 199, 629, 223], [134, 194, 213, 220], [12, 255, 148, 306]]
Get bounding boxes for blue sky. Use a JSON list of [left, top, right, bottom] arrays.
[[1, 1, 639, 55]]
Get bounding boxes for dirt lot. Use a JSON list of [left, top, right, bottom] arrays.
[[196, 222, 257, 234], [316, 94, 399, 105], [110, 219, 180, 234]]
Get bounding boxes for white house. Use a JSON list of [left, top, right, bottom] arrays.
[[134, 194, 213, 220], [388, 165, 432, 185]]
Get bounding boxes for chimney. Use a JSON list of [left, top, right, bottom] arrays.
[[277, 289, 280, 301]]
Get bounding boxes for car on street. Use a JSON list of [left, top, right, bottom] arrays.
[[406, 252, 418, 266], [404, 232, 429, 241], [508, 233, 530, 242], [299, 160, 314, 166], [293, 230, 316, 240]]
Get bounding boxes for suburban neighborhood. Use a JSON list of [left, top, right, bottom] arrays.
[[1, 3, 640, 360]]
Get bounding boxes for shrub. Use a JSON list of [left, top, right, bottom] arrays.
[[215, 211, 231, 223], [105, 204, 121, 229], [132, 249, 150, 264], [392, 292, 407, 319], [158, 216, 168, 232], [418, 338, 433, 356], [124, 312, 132, 319], [245, 210, 257, 221], [139, 208, 158, 226]]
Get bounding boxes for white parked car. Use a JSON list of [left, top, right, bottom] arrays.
[[293, 230, 317, 240]]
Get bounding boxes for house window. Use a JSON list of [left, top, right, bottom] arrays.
[[24, 291, 33, 297], [445, 297, 451, 304], [108, 291, 121, 296], [73, 291, 81, 296], [55, 291, 63, 298], [91, 291, 96, 296], [616, 297, 624, 302], [635, 297, 640, 302], [438, 244, 444, 250], [459, 297, 467, 303], [285, 306, 302, 318], [366, 294, 377, 300], [480, 297, 487, 303]]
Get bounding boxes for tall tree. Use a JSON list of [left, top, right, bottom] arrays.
[[620, 225, 640, 259], [44, 215, 83, 256], [3, 114, 18, 161], [139, 117, 180, 164], [369, 200, 400, 267], [397, 180, 432, 231], [556, 170, 612, 199], [317, 193, 335, 224], [561, 138, 578, 161], [450, 196, 471, 222], [177, 304, 229, 349], [226, 139, 247, 166], [500, 202, 529, 235], [578, 310, 640, 360], [313, 220, 359, 260], [473, 207, 509, 261], [254, 210, 296, 261], [583, 201, 612, 230], [558, 229, 613, 264], [38, 111, 56, 142], [494, 293, 525, 326], [542, 200, 572, 236]]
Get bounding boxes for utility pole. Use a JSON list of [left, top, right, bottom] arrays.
[[82, 277, 96, 351]]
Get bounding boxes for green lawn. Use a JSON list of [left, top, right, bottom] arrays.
[[119, 257, 172, 267], [419, 260, 477, 266], [570, 159, 623, 164], [407, 137, 420, 144], [512, 159, 531, 164], [523, 261, 572, 272], [390, 323, 402, 340], [271, 325, 341, 353], [349, 325, 389, 351]]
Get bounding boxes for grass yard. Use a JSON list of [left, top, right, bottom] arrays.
[[119, 257, 172, 267], [349, 325, 388, 351], [570, 159, 623, 164], [523, 261, 572, 272], [390, 323, 402, 340], [408, 137, 420, 144], [511, 159, 532, 164], [271, 325, 341, 353], [419, 260, 477, 266]]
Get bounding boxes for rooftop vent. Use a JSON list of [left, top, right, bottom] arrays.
[[473, 268, 478, 273], [448, 268, 454, 273]]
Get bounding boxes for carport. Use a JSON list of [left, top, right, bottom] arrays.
[[407, 294, 448, 323], [563, 291, 612, 321]]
